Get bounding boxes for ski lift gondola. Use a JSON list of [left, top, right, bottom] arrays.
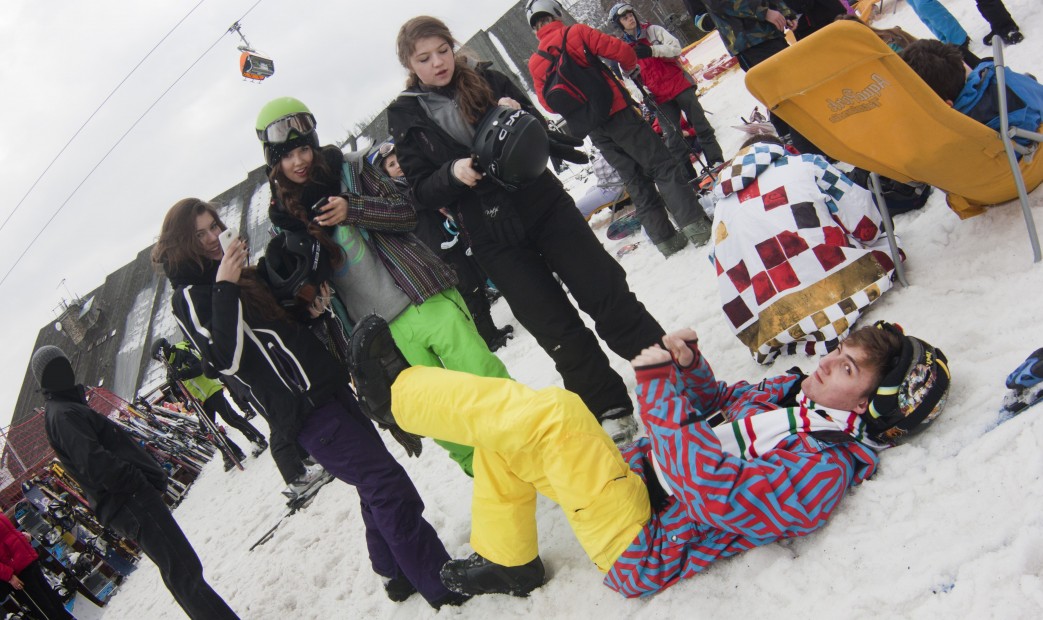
[[229, 21, 274, 82]]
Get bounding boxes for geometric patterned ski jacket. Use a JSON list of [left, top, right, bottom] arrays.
[[605, 345, 879, 597]]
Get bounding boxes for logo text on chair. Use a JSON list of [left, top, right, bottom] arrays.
[[826, 74, 889, 123]]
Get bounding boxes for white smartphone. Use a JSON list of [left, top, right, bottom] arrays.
[[219, 228, 238, 254]]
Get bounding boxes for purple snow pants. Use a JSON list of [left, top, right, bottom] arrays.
[[296, 390, 453, 607]]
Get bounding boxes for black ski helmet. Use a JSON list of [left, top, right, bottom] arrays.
[[151, 338, 171, 362], [471, 106, 549, 192], [262, 230, 332, 313], [864, 322, 951, 445]]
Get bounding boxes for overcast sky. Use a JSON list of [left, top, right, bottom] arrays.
[[0, 0, 526, 423]]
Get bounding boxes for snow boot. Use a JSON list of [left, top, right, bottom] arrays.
[[282, 463, 327, 500], [983, 28, 1023, 46], [655, 231, 688, 257], [475, 313, 514, 352], [349, 314, 409, 428], [1007, 348, 1043, 392], [485, 326, 514, 352], [431, 592, 471, 609], [440, 553, 545, 597], [1001, 28, 1024, 45], [222, 444, 246, 471], [250, 436, 269, 458], [383, 575, 417, 602], [681, 216, 713, 247]]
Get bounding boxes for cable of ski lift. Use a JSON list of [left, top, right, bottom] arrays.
[[0, 0, 209, 238], [0, 0, 267, 290]]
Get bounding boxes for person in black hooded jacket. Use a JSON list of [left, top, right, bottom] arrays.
[[387, 15, 667, 446], [152, 197, 465, 609], [32, 345, 239, 620]]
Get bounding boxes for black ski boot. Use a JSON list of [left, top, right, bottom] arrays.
[[431, 592, 471, 609], [475, 313, 514, 352], [1001, 28, 1024, 45], [221, 437, 246, 471], [222, 451, 240, 472], [349, 314, 409, 427], [484, 326, 514, 352], [250, 435, 269, 458], [440, 553, 545, 597]]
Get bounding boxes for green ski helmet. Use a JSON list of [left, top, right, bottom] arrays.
[[255, 97, 320, 167]]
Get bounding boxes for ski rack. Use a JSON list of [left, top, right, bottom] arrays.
[[157, 355, 244, 471]]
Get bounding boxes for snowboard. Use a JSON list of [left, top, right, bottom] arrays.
[[607, 213, 641, 240]]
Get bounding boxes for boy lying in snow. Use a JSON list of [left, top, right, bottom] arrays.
[[348, 315, 950, 598]]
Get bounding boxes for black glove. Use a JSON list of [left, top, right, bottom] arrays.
[[634, 44, 653, 59], [547, 129, 588, 163], [387, 426, 423, 458], [547, 130, 584, 148], [549, 141, 589, 164]]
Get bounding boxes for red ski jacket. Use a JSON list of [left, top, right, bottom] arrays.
[[624, 23, 692, 103], [0, 514, 38, 582], [529, 20, 635, 118]]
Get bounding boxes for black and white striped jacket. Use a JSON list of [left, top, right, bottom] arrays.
[[171, 280, 348, 440]]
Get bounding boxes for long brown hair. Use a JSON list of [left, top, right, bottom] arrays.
[[154, 197, 290, 323], [396, 16, 496, 125], [268, 150, 345, 270], [152, 197, 224, 273]]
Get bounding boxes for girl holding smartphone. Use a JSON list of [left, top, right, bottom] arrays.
[[153, 198, 465, 609]]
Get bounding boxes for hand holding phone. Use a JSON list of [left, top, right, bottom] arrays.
[[216, 230, 247, 283], [219, 228, 238, 254], [310, 197, 330, 219]]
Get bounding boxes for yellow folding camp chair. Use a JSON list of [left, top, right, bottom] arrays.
[[744, 20, 1042, 281]]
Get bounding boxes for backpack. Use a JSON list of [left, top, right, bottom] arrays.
[[536, 26, 617, 139]]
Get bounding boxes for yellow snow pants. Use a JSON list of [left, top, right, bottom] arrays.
[[391, 366, 650, 572]]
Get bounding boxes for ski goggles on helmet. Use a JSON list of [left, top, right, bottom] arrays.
[[257, 112, 317, 144], [367, 140, 395, 166]]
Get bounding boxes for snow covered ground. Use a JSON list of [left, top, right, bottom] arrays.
[[83, 2, 1043, 618]]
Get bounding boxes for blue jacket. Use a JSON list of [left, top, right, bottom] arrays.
[[955, 61, 1043, 148]]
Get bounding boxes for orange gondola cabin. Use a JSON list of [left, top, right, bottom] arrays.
[[240, 50, 274, 81]]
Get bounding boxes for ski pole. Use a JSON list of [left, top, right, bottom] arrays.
[[20, 587, 51, 620]]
